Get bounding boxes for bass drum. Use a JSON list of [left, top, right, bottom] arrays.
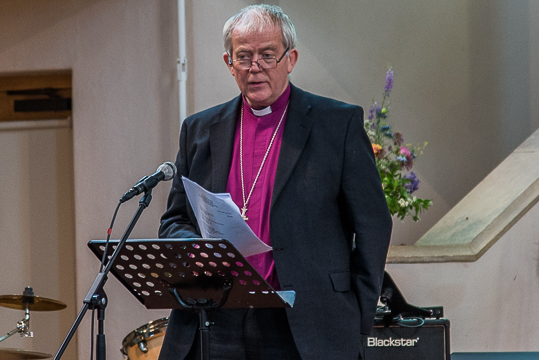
[[121, 317, 168, 360]]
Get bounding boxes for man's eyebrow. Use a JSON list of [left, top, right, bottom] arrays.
[[234, 46, 251, 53], [235, 44, 279, 53]]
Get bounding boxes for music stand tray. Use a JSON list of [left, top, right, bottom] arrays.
[[87, 238, 295, 310]]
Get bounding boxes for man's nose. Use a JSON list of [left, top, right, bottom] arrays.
[[249, 59, 263, 72]]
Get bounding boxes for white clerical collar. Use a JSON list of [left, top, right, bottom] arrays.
[[252, 106, 272, 117]]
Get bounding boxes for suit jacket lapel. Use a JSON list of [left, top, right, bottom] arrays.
[[209, 95, 241, 193], [208, 86, 313, 202], [272, 84, 314, 208]]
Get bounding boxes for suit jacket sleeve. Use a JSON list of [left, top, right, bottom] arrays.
[[159, 119, 201, 239], [343, 106, 392, 333]]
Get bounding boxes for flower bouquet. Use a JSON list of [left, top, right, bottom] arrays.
[[364, 67, 432, 221]]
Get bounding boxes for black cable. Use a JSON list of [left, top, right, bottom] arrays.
[[100, 201, 122, 272], [394, 316, 425, 327]]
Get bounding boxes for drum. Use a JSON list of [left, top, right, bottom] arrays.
[[121, 317, 168, 360]]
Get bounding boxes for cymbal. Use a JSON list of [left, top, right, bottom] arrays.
[[0, 295, 66, 312], [0, 348, 52, 359]]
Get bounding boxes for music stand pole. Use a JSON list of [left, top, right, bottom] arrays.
[[54, 190, 153, 360], [170, 283, 232, 360]]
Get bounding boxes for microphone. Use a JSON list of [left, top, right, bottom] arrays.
[[120, 161, 177, 203]]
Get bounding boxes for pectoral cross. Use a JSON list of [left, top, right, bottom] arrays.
[[241, 206, 248, 221]]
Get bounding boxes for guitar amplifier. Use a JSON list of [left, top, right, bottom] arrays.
[[363, 319, 450, 360]]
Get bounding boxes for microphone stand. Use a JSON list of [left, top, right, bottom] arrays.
[[54, 190, 153, 360]]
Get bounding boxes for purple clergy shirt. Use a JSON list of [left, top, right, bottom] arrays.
[[226, 85, 291, 290]]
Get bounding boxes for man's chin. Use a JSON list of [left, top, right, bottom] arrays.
[[244, 93, 273, 109]]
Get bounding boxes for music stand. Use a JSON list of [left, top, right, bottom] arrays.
[[88, 238, 294, 360]]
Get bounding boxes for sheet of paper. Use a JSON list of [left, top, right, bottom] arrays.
[[182, 176, 272, 258]]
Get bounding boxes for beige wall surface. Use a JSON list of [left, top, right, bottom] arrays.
[[0, 1, 176, 359], [0, 125, 76, 358], [387, 201, 539, 352], [0, 0, 538, 357]]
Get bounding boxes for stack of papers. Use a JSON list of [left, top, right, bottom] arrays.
[[182, 176, 272, 258]]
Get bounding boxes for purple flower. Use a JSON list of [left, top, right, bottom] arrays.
[[369, 102, 382, 121], [368, 105, 376, 120], [398, 147, 413, 170], [384, 68, 394, 94], [403, 172, 420, 194]]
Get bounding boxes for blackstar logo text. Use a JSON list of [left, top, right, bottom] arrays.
[[367, 337, 420, 347]]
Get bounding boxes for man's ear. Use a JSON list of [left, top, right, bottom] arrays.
[[223, 53, 235, 76], [287, 48, 298, 74]]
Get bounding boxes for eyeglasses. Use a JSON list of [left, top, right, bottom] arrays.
[[229, 47, 290, 70]]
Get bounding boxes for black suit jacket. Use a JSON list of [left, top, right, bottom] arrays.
[[158, 84, 392, 360]]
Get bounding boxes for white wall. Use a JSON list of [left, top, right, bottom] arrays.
[[0, 125, 76, 358], [1, 0, 538, 357], [0, 1, 177, 359], [69, 2, 179, 359], [387, 201, 539, 352]]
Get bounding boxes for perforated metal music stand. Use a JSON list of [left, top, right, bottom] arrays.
[[88, 238, 294, 360]]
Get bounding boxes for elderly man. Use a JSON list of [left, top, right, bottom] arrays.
[[158, 4, 392, 360]]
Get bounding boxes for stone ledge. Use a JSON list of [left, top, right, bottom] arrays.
[[387, 129, 539, 263]]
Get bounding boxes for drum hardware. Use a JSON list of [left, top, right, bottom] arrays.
[[0, 314, 31, 343], [0, 287, 65, 359], [121, 318, 168, 360], [0, 287, 67, 343]]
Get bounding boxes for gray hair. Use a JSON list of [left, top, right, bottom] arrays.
[[223, 4, 297, 55]]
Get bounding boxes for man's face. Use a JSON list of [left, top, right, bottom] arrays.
[[224, 26, 298, 109]]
